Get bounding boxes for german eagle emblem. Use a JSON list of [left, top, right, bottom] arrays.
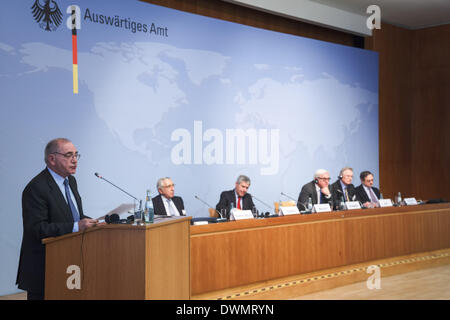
[[31, 0, 63, 31]]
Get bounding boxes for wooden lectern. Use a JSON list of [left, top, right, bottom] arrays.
[[43, 216, 191, 300]]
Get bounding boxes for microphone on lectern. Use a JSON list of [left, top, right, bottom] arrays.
[[94, 172, 140, 202]]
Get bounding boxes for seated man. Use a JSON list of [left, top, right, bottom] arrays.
[[216, 175, 257, 220], [297, 169, 334, 211], [355, 171, 381, 208], [152, 177, 185, 216], [330, 167, 357, 209]]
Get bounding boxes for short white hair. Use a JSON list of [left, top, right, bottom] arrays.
[[314, 169, 329, 179], [156, 177, 171, 191]]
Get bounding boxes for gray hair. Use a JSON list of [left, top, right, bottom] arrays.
[[156, 177, 171, 190], [44, 138, 71, 165], [339, 167, 353, 177], [236, 175, 251, 185], [314, 169, 329, 179]]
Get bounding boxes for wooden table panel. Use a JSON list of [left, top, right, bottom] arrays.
[[190, 203, 450, 295]]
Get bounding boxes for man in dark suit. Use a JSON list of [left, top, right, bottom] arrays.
[[355, 171, 381, 208], [330, 167, 357, 210], [216, 175, 257, 220], [297, 169, 334, 211], [16, 138, 98, 300], [152, 177, 185, 216]]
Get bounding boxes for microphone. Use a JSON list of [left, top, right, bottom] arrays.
[[94, 172, 140, 202], [194, 195, 225, 219], [94, 172, 142, 221], [280, 192, 297, 201], [251, 195, 275, 217], [281, 192, 308, 212]]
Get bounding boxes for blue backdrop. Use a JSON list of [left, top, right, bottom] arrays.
[[0, 0, 378, 295]]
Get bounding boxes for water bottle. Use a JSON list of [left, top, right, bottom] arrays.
[[278, 200, 282, 215], [229, 201, 235, 219], [396, 192, 402, 206], [144, 189, 154, 223], [134, 199, 143, 225], [380, 193, 384, 199], [307, 196, 312, 211]]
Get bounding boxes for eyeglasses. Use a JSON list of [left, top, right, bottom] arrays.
[[162, 184, 175, 188], [52, 152, 81, 160], [318, 177, 331, 181]]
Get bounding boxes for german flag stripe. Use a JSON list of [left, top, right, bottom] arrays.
[[72, 35, 77, 65], [71, 6, 78, 94]]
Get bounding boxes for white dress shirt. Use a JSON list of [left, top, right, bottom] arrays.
[[161, 195, 180, 216]]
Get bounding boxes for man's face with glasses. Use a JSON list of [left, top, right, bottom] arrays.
[[47, 141, 79, 178], [316, 174, 331, 188], [159, 178, 175, 199]]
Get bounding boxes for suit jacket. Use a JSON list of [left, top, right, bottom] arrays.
[[16, 168, 87, 294], [355, 184, 381, 204], [297, 180, 335, 211], [216, 189, 257, 220], [330, 180, 356, 210], [152, 194, 185, 216]]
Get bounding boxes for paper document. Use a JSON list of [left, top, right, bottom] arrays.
[[97, 203, 135, 220]]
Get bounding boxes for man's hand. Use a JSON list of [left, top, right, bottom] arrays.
[[78, 218, 98, 232], [321, 186, 331, 196]]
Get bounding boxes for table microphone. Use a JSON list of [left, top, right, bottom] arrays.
[[251, 195, 276, 217], [280, 192, 297, 201], [194, 195, 225, 219], [281, 192, 308, 212]]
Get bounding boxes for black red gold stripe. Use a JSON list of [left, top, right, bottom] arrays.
[[71, 7, 78, 94]]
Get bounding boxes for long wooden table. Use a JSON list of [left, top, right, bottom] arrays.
[[190, 203, 450, 295]]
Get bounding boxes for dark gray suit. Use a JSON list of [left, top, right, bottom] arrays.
[[297, 180, 335, 211], [216, 189, 257, 220], [355, 184, 381, 203], [16, 168, 87, 296]]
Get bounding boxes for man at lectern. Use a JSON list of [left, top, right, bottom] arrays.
[[355, 171, 381, 208], [16, 138, 98, 300], [216, 175, 257, 220], [152, 177, 185, 216], [297, 169, 334, 211]]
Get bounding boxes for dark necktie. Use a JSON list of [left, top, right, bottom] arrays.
[[64, 179, 80, 222], [320, 192, 327, 204]]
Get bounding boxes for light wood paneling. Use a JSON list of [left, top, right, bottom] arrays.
[[44, 217, 191, 300], [190, 203, 450, 295]]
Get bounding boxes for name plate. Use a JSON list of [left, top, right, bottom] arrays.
[[193, 220, 208, 226], [312, 203, 331, 213], [379, 199, 393, 207], [230, 209, 254, 220], [404, 197, 418, 205], [280, 206, 300, 216], [344, 201, 361, 210]]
